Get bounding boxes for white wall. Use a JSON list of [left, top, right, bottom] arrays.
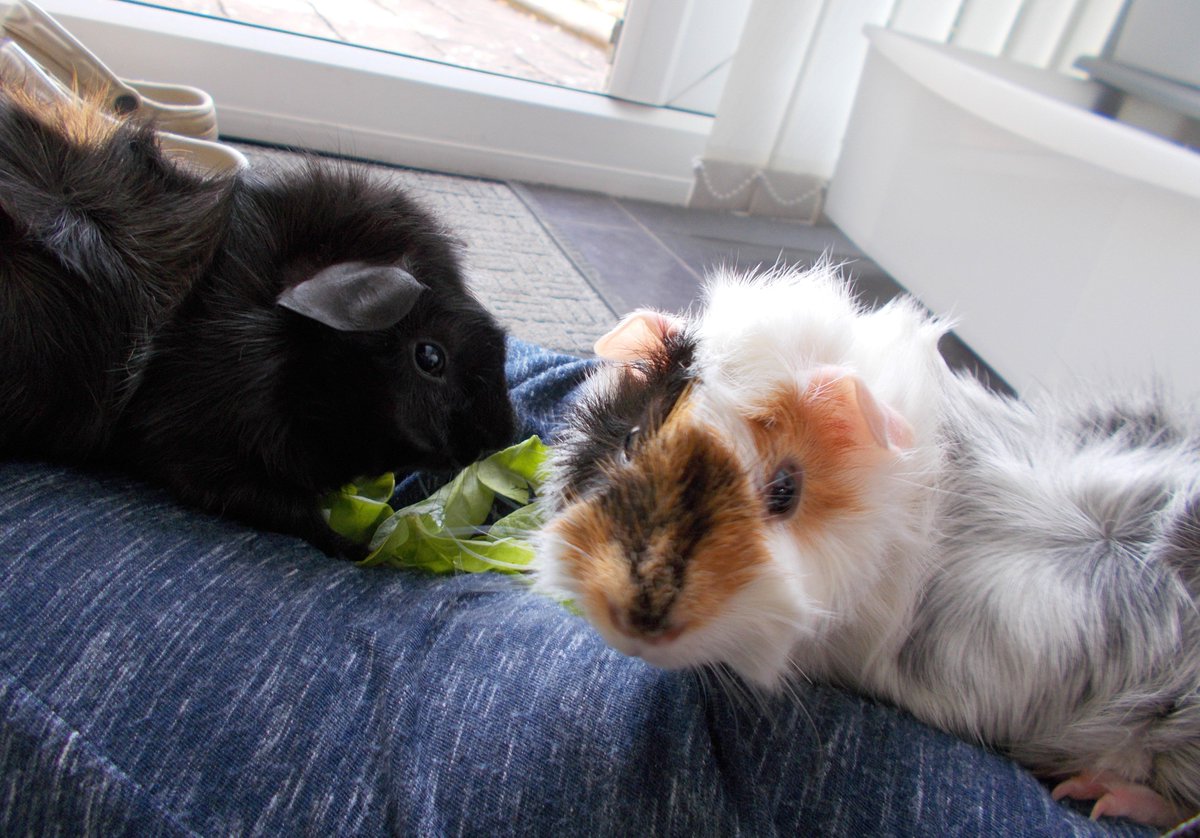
[[826, 29, 1200, 395], [689, 0, 1124, 218]]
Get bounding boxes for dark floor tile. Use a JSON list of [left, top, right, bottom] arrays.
[[553, 221, 704, 314], [617, 197, 865, 258], [647, 234, 868, 286], [513, 183, 641, 230], [842, 262, 908, 310], [645, 232, 801, 280], [939, 333, 1015, 396]]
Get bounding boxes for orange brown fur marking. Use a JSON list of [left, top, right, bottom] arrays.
[[1, 80, 126, 149], [748, 382, 885, 546], [551, 390, 771, 641], [547, 508, 630, 628]]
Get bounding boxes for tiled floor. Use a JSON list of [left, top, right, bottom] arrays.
[[512, 182, 1012, 395]]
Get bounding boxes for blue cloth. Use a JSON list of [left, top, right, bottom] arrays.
[[0, 339, 1155, 837]]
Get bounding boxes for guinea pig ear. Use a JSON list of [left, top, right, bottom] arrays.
[[809, 367, 914, 451], [277, 262, 426, 332], [593, 310, 684, 362]]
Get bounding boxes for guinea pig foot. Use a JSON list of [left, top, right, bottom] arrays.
[[1051, 771, 1188, 829]]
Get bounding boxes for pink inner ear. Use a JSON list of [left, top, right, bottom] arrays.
[[809, 367, 913, 451], [850, 378, 893, 450], [593, 310, 682, 362]]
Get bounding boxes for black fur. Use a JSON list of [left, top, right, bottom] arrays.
[[0, 90, 231, 456], [554, 331, 697, 509], [600, 424, 735, 636], [0, 85, 515, 557]]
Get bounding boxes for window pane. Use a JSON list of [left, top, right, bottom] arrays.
[[135, 0, 622, 92]]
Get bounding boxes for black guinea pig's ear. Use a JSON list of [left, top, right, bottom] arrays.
[[276, 261, 426, 331]]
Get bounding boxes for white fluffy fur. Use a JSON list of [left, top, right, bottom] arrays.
[[537, 264, 952, 685], [685, 265, 950, 680], [537, 262, 1200, 821]]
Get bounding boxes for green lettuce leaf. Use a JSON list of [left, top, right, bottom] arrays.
[[321, 436, 550, 574]]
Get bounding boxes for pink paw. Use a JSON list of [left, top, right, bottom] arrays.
[[1051, 770, 1190, 829]]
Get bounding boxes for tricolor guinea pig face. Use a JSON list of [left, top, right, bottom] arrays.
[[537, 292, 915, 689]]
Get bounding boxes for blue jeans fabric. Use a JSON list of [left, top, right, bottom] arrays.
[[0, 339, 1156, 837]]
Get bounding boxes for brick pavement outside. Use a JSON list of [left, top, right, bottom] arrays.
[[157, 0, 613, 90]]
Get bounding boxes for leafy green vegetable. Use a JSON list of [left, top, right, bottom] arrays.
[[322, 436, 550, 573]]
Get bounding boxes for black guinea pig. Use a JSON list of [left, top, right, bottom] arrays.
[[0, 81, 515, 558]]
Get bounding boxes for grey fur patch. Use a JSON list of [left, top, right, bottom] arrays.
[[892, 377, 1200, 807], [1159, 494, 1200, 600]]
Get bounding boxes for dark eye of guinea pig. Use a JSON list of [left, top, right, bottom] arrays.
[[616, 426, 640, 464], [622, 425, 641, 455], [764, 464, 802, 517], [413, 340, 447, 379]]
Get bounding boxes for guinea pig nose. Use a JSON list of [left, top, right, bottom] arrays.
[[606, 598, 686, 644], [640, 621, 688, 646]]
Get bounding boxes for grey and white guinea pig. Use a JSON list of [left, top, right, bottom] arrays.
[[534, 264, 949, 686], [535, 263, 1200, 828]]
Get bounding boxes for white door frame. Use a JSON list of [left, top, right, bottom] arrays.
[[605, 0, 752, 114]]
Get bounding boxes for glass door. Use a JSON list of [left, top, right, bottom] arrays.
[[29, 0, 747, 202], [134, 0, 624, 93]]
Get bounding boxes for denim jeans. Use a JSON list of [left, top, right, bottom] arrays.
[[0, 339, 1156, 836]]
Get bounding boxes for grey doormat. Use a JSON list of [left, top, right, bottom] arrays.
[[239, 145, 616, 356]]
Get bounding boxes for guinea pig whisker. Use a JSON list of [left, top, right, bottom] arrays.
[[780, 661, 824, 752], [720, 670, 758, 718], [691, 668, 727, 730], [746, 674, 781, 717], [440, 524, 492, 538], [725, 599, 814, 637], [438, 527, 532, 573], [691, 667, 715, 709], [889, 475, 969, 501], [709, 663, 760, 717], [547, 530, 606, 570]]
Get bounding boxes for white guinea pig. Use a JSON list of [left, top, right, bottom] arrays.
[[535, 264, 1200, 829]]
